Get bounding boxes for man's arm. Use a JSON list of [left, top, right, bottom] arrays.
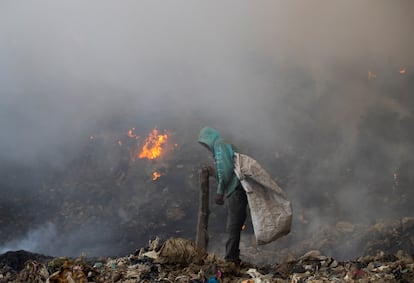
[[214, 144, 227, 196]]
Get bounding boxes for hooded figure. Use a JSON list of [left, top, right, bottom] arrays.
[[198, 126, 248, 264]]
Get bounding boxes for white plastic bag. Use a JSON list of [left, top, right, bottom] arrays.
[[234, 152, 292, 244]]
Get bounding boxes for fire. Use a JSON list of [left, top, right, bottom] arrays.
[[399, 67, 407, 75], [152, 171, 162, 181], [138, 128, 168, 160]]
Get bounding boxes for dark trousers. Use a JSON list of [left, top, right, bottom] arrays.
[[225, 184, 248, 262]]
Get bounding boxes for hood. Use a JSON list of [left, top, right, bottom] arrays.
[[198, 126, 222, 151]]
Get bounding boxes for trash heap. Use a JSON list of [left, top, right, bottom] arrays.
[[241, 216, 414, 266], [1, 237, 414, 283]]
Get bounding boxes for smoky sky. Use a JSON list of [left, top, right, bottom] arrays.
[[1, 1, 414, 259], [1, 0, 413, 163]]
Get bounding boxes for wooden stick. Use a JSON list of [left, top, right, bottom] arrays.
[[196, 167, 210, 250]]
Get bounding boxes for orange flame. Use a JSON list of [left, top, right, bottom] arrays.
[[399, 67, 406, 75], [138, 128, 168, 160], [152, 171, 162, 181]]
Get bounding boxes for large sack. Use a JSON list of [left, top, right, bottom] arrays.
[[234, 153, 292, 245]]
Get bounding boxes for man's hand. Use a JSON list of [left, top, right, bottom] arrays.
[[215, 194, 224, 205]]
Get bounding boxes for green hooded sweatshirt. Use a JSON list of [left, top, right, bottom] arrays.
[[198, 127, 240, 196]]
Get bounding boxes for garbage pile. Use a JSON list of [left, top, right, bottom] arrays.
[[1, 126, 414, 282], [1, 237, 413, 283], [241, 216, 414, 266]]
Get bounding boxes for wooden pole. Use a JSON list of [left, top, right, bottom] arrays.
[[196, 167, 210, 250]]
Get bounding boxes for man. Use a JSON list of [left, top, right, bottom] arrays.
[[198, 126, 248, 264]]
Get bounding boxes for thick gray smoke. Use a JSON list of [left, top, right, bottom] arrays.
[[1, 1, 413, 259]]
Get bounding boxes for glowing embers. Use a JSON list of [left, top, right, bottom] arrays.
[[138, 128, 169, 160], [127, 127, 137, 138], [152, 171, 162, 181], [368, 67, 407, 79]]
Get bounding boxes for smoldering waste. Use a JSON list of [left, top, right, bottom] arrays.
[[1, 235, 414, 283], [1, 124, 414, 282]]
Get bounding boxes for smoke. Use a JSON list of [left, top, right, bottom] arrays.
[[0, 223, 57, 255], [1, 1, 413, 156], [0, 222, 124, 257], [1, 1, 414, 259]]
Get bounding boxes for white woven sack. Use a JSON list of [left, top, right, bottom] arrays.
[[234, 152, 292, 244]]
